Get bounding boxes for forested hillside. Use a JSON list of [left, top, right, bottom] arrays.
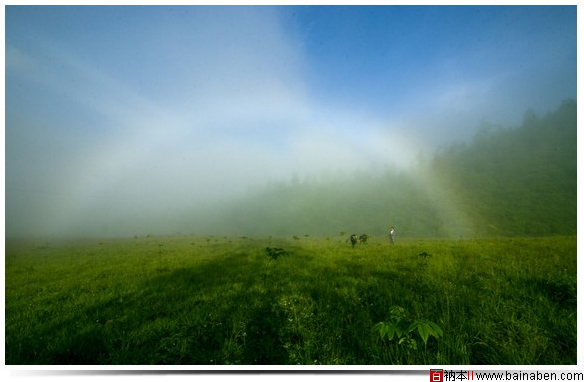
[[428, 99, 577, 237], [186, 100, 576, 238]]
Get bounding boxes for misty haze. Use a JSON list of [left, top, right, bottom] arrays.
[[5, 5, 577, 367], [5, 5, 576, 239]]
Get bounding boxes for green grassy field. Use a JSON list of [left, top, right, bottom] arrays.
[[5, 235, 576, 366]]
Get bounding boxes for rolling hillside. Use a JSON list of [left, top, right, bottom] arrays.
[[186, 100, 576, 238]]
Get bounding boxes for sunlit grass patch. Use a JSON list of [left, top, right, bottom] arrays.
[[5, 235, 576, 365]]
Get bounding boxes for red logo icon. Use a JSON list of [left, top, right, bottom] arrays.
[[430, 369, 443, 382]]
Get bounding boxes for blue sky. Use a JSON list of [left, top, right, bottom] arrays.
[[5, 5, 577, 237]]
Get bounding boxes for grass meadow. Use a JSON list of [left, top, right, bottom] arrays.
[[5, 235, 577, 366]]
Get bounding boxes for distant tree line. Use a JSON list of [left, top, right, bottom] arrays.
[[185, 99, 576, 238], [427, 99, 576, 237]]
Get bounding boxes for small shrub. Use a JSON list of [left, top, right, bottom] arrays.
[[265, 247, 289, 261], [372, 306, 443, 347]]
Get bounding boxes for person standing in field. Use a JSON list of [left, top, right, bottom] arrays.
[[389, 227, 395, 244]]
